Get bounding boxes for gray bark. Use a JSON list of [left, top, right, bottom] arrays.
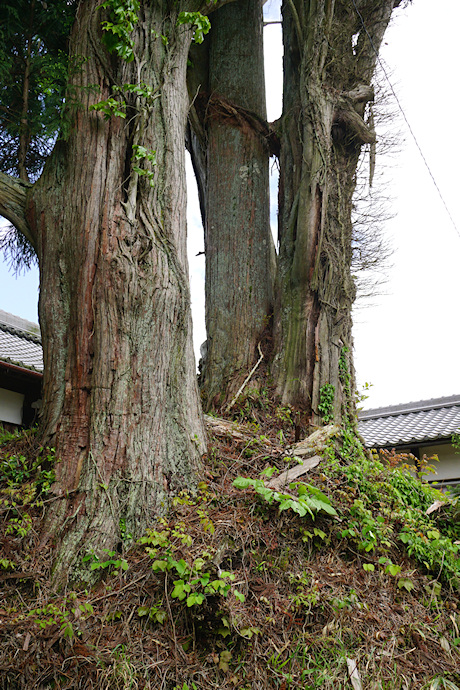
[[188, 0, 276, 410], [274, 0, 401, 427]]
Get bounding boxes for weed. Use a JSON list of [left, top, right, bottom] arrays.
[[424, 678, 460, 690], [139, 497, 244, 610], [323, 443, 460, 588], [234, 469, 337, 519], [0, 447, 56, 495], [275, 405, 295, 426], [83, 550, 129, 576], [141, 531, 243, 607], [288, 572, 320, 612]]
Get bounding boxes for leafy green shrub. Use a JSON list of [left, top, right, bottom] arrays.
[[233, 471, 337, 519], [139, 513, 244, 610], [323, 443, 460, 587]]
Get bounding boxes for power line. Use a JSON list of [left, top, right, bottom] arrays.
[[351, 0, 460, 241]]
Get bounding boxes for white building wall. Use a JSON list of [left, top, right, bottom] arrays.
[[422, 444, 460, 482], [0, 387, 24, 425]]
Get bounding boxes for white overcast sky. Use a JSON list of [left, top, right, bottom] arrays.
[[1, 0, 459, 411]]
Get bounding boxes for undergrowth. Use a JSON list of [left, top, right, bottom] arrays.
[[1, 415, 460, 689]]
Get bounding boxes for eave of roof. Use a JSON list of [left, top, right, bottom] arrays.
[[358, 395, 460, 448], [0, 311, 43, 373], [0, 359, 43, 378], [359, 394, 460, 420]]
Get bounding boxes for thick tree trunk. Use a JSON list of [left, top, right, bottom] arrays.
[[23, 0, 205, 585], [274, 0, 400, 427], [188, 0, 276, 411]]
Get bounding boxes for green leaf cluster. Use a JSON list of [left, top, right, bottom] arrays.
[[132, 144, 157, 186], [452, 430, 460, 454], [324, 444, 460, 587], [233, 473, 337, 519], [177, 12, 211, 44], [318, 384, 335, 424], [89, 82, 160, 135], [24, 599, 93, 640], [0, 0, 76, 179], [83, 549, 129, 575], [90, 97, 127, 120], [0, 440, 57, 538], [139, 522, 244, 608], [99, 0, 140, 62]]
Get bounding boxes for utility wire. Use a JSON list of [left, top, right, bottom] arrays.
[[351, 0, 460, 240]]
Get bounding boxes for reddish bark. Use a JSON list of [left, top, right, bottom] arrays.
[[24, 0, 205, 584]]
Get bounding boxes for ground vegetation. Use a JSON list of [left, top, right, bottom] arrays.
[[1, 406, 459, 689]]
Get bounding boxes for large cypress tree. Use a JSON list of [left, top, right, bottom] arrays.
[[187, 0, 276, 411], [0, 0, 208, 585], [273, 0, 402, 427]]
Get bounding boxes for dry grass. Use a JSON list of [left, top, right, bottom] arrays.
[[1, 404, 459, 690]]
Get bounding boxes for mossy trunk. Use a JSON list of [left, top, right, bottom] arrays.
[[25, 0, 205, 586], [188, 0, 276, 411], [274, 0, 401, 427]]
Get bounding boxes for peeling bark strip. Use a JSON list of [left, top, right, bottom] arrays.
[[25, 0, 205, 585], [273, 0, 402, 427], [202, 94, 279, 157], [188, 0, 276, 410]]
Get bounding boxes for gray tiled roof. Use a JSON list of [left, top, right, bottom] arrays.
[[0, 310, 43, 372], [358, 395, 460, 448]]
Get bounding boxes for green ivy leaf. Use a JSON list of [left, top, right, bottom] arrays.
[[233, 477, 253, 489], [171, 579, 187, 600], [186, 592, 205, 607]]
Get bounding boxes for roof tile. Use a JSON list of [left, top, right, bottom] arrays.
[[358, 397, 460, 447], [0, 319, 43, 372]]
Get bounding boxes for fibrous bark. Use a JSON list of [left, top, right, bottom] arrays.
[[274, 0, 401, 427], [188, 0, 276, 410], [0, 171, 34, 248], [13, 0, 205, 585]]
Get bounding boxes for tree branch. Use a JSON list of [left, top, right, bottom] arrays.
[[343, 84, 374, 105], [333, 107, 376, 145], [0, 172, 36, 251]]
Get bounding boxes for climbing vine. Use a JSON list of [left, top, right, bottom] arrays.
[[177, 11, 211, 44], [99, 0, 140, 62], [318, 384, 335, 424]]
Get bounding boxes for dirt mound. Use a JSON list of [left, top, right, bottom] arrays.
[[1, 405, 459, 689]]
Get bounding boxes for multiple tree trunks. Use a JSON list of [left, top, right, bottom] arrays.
[[187, 0, 276, 410], [190, 0, 401, 426], [272, 0, 401, 425], [0, 0, 404, 584], [25, 0, 205, 584]]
